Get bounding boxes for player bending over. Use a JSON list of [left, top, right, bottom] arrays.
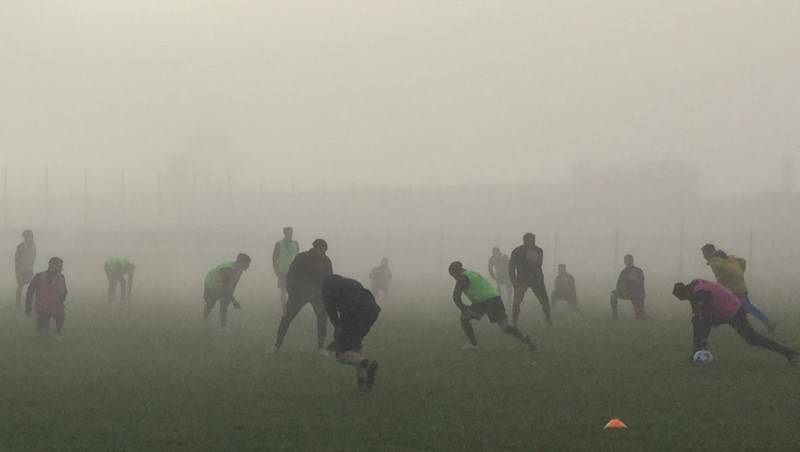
[[203, 253, 251, 330], [105, 256, 135, 303], [322, 275, 380, 392], [672, 279, 798, 365], [448, 262, 535, 351], [25, 257, 68, 341]]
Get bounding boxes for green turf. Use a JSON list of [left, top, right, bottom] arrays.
[[1, 289, 798, 451]]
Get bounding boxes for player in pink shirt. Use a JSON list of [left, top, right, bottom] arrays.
[[24, 257, 68, 340], [672, 279, 797, 365]]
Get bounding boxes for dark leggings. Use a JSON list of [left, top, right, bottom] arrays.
[[729, 309, 796, 358], [275, 291, 327, 349]]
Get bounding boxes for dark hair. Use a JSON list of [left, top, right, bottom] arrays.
[[448, 261, 464, 276], [236, 253, 252, 263], [312, 239, 327, 250], [701, 243, 716, 254], [672, 282, 689, 300], [283, 226, 293, 233], [48, 256, 63, 266], [624, 254, 633, 260], [523, 232, 536, 243]]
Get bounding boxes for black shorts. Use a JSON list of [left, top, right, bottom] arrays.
[[467, 297, 507, 323], [336, 303, 381, 354], [204, 286, 220, 303]]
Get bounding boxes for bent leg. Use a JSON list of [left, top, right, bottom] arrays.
[[460, 312, 478, 346], [730, 311, 796, 359], [275, 296, 305, 347], [738, 295, 772, 329], [531, 281, 551, 325], [53, 306, 66, 333], [610, 291, 619, 318]]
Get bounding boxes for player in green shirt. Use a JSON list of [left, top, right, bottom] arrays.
[[204, 254, 251, 330], [104, 257, 136, 303], [449, 261, 535, 351], [272, 227, 300, 313], [15, 229, 37, 307]]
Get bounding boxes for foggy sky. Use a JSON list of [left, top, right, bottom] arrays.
[[2, 0, 799, 193]]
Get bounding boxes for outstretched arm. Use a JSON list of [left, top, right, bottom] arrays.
[[272, 242, 280, 273], [24, 274, 39, 314], [452, 275, 469, 312], [508, 253, 518, 286]]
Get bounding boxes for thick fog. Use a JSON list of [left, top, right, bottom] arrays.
[[2, 1, 800, 311]]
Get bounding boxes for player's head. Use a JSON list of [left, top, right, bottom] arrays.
[[491, 247, 500, 256], [283, 227, 293, 240], [701, 243, 716, 260], [312, 239, 328, 255], [523, 233, 536, 246], [235, 253, 252, 271], [624, 254, 634, 266], [48, 257, 63, 274], [672, 282, 689, 301], [125, 262, 136, 274], [380, 257, 389, 266], [558, 263, 566, 274], [22, 229, 34, 241], [448, 261, 464, 278]]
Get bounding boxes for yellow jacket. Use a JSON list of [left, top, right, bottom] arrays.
[[708, 255, 747, 295]]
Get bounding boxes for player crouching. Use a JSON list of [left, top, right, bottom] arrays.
[[322, 275, 380, 392], [672, 279, 798, 365], [448, 261, 535, 352]]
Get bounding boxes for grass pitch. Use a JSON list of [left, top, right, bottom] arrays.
[[1, 287, 798, 451]]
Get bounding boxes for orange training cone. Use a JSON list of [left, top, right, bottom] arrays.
[[604, 418, 627, 429]]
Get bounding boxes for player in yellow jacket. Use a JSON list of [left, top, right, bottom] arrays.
[[702, 244, 775, 332]]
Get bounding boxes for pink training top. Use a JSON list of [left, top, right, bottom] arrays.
[[33, 272, 67, 314], [691, 279, 741, 322]]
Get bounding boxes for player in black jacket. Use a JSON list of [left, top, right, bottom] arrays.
[[322, 275, 380, 392]]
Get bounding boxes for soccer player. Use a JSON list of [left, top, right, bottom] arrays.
[[203, 253, 251, 330], [701, 243, 775, 332], [551, 264, 579, 311], [14, 229, 37, 307], [488, 247, 512, 303], [610, 254, 647, 319], [267, 239, 333, 354], [508, 233, 551, 327], [104, 256, 135, 303], [448, 261, 535, 351], [368, 258, 392, 302], [25, 257, 67, 340], [321, 274, 380, 392], [273, 226, 300, 312], [672, 279, 798, 365]]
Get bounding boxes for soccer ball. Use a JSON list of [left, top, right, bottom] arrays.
[[693, 350, 714, 363]]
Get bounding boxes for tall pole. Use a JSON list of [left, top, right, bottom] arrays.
[[553, 231, 559, 274], [678, 228, 685, 280], [121, 170, 126, 230], [747, 229, 755, 286], [191, 171, 197, 228], [83, 169, 88, 229], [613, 229, 620, 277], [44, 166, 49, 230], [157, 172, 162, 229], [2, 166, 7, 230]]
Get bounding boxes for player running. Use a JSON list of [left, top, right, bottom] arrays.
[[25, 257, 67, 340], [448, 262, 535, 351], [104, 256, 135, 303], [701, 243, 775, 332], [14, 229, 37, 307], [488, 247, 512, 303], [273, 227, 300, 312], [321, 274, 380, 392], [203, 254, 251, 330], [509, 233, 552, 327], [368, 258, 392, 302], [267, 239, 333, 355], [551, 264, 580, 311], [611, 255, 648, 319], [672, 279, 798, 365]]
